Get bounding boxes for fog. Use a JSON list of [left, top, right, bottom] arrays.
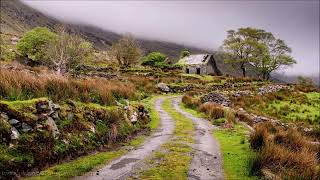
[[23, 0, 319, 76]]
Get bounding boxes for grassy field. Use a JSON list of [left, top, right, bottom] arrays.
[[139, 96, 162, 130], [265, 92, 320, 124], [139, 98, 194, 179]]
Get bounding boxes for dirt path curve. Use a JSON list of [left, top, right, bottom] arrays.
[[171, 97, 224, 180], [78, 98, 175, 180]]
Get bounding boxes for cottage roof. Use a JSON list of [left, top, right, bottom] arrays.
[[177, 54, 212, 65]]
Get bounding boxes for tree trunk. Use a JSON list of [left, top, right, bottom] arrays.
[[241, 63, 246, 77]]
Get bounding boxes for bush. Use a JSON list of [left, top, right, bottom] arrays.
[[141, 52, 167, 67], [16, 27, 57, 63]]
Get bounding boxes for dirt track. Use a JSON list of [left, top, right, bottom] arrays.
[[78, 98, 175, 180], [172, 97, 224, 180]]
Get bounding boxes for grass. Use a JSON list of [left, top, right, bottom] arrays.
[[139, 98, 194, 179], [24, 150, 126, 180], [24, 132, 149, 180], [140, 96, 161, 130], [213, 125, 258, 180]]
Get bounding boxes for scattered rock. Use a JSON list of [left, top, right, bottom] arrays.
[[10, 127, 19, 140], [258, 85, 291, 95], [46, 117, 59, 137], [21, 122, 32, 132], [157, 83, 170, 92], [0, 113, 9, 120], [130, 112, 138, 123], [9, 119, 20, 125]]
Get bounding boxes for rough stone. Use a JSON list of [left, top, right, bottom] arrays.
[[9, 119, 20, 125], [130, 112, 138, 123], [258, 85, 291, 95], [21, 122, 32, 132], [157, 83, 170, 92], [46, 117, 59, 137], [10, 127, 19, 140], [0, 113, 9, 120]]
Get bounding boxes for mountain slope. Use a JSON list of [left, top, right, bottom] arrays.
[[0, 0, 205, 58]]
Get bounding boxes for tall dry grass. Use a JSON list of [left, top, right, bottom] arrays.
[[249, 122, 320, 179], [0, 68, 136, 105]]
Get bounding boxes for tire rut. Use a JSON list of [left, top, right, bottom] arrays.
[[77, 98, 175, 180], [171, 97, 224, 180]]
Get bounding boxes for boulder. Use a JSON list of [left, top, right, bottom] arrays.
[[157, 83, 170, 92]]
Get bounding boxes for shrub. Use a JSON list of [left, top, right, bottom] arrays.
[[16, 27, 57, 63], [141, 52, 167, 67]]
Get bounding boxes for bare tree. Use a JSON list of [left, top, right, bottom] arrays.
[[109, 34, 143, 68], [46, 26, 93, 74]]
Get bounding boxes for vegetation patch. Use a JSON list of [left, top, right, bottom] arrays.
[[138, 98, 194, 179], [25, 150, 125, 180], [214, 125, 257, 180]]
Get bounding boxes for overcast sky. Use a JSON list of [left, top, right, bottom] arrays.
[[23, 0, 319, 76]]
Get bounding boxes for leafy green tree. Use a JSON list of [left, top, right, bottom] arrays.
[[109, 35, 143, 68], [221, 27, 296, 79], [141, 52, 167, 67], [16, 27, 57, 62], [46, 26, 94, 74], [221, 27, 263, 77], [180, 50, 190, 59]]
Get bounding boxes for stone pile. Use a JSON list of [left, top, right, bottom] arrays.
[[201, 93, 231, 107], [232, 90, 254, 97], [168, 84, 193, 93], [258, 85, 290, 95]]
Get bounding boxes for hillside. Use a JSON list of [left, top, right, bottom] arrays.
[[0, 0, 205, 59]]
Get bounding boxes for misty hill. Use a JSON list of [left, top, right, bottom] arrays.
[[0, 0, 206, 59]]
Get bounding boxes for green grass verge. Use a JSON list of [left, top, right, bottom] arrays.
[[25, 132, 148, 180], [140, 96, 161, 130], [213, 125, 257, 180], [139, 98, 194, 179]]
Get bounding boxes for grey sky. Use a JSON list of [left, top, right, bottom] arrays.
[[23, 0, 319, 76]]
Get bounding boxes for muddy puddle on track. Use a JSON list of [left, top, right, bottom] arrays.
[[77, 98, 175, 180], [171, 97, 224, 180]]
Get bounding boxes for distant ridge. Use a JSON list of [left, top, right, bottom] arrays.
[[0, 0, 206, 59]]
